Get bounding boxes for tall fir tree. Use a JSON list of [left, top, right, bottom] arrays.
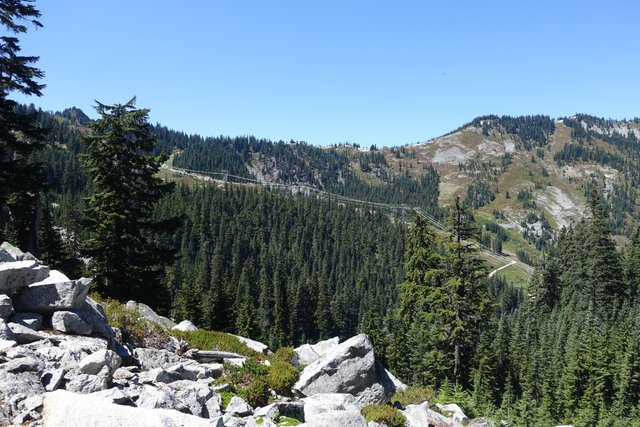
[[0, 0, 47, 252], [81, 98, 178, 306]]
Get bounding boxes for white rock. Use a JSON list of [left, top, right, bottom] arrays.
[[78, 349, 122, 375], [172, 319, 198, 332], [0, 241, 24, 262], [303, 393, 362, 420], [42, 389, 219, 427], [403, 402, 462, 427], [293, 334, 396, 405], [294, 336, 340, 366], [440, 403, 468, 424], [306, 410, 368, 427], [233, 334, 270, 354], [225, 395, 253, 417]]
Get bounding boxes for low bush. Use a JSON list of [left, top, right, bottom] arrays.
[[392, 385, 436, 407], [94, 294, 168, 348], [361, 404, 407, 427]]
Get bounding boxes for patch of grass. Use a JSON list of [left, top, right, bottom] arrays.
[[392, 385, 436, 407], [274, 415, 302, 426], [219, 390, 235, 409], [361, 404, 407, 427], [171, 329, 260, 358]]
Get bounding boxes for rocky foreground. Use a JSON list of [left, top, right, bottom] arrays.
[[0, 241, 478, 427]]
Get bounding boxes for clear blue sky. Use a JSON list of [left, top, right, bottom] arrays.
[[10, 0, 640, 147]]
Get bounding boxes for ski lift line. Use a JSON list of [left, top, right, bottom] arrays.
[[168, 165, 535, 272]]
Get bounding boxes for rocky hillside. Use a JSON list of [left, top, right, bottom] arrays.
[[0, 241, 484, 427], [34, 107, 640, 266]]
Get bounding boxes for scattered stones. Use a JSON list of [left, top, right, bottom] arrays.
[[134, 347, 185, 370], [52, 310, 92, 335]]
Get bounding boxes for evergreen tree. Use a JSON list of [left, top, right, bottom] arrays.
[[0, 0, 47, 252], [81, 98, 178, 306]]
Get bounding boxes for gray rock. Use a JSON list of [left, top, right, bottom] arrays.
[[143, 367, 184, 384], [65, 369, 110, 394], [78, 349, 122, 375], [7, 321, 48, 343], [42, 389, 222, 427], [0, 241, 25, 262], [126, 300, 177, 329], [10, 311, 43, 330], [2, 356, 44, 374], [254, 403, 279, 420], [276, 401, 306, 422], [113, 366, 138, 381], [0, 338, 16, 350], [0, 260, 49, 295], [204, 397, 222, 418], [0, 370, 45, 404], [134, 347, 184, 370], [52, 310, 92, 335], [41, 368, 66, 391], [293, 334, 396, 405], [135, 383, 187, 412], [170, 380, 213, 416], [72, 297, 115, 342], [172, 319, 198, 331], [13, 272, 91, 313], [0, 318, 16, 341], [0, 294, 12, 319], [225, 395, 253, 417]]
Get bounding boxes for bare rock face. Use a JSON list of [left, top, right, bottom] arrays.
[[293, 334, 397, 405]]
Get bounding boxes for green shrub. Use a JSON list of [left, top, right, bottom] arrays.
[[219, 390, 235, 409], [266, 359, 298, 396], [392, 385, 436, 407], [361, 404, 407, 427], [221, 359, 269, 407]]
